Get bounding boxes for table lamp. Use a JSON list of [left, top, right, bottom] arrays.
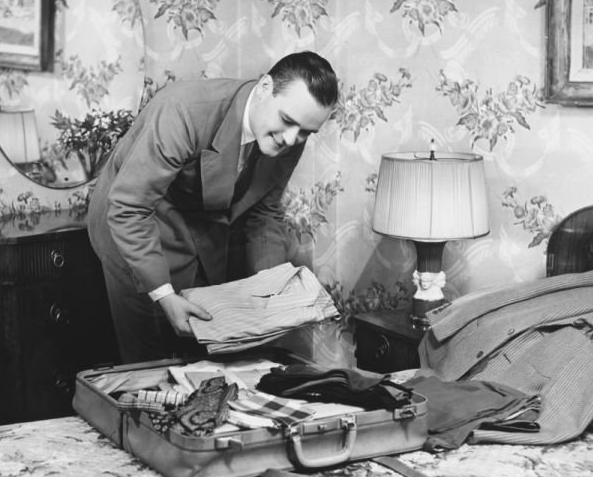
[[372, 146, 489, 328], [0, 108, 41, 165]]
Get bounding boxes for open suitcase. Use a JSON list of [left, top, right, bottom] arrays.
[[73, 351, 427, 477]]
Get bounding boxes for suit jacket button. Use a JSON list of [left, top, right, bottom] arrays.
[[476, 351, 484, 358], [508, 328, 515, 335]]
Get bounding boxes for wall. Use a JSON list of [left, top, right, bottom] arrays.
[[2, 0, 592, 322], [0, 0, 144, 228]]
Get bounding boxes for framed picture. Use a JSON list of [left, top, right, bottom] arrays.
[[545, 0, 593, 106], [0, 0, 55, 71]]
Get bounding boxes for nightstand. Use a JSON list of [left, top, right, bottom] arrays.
[[354, 309, 425, 373], [0, 214, 120, 425]]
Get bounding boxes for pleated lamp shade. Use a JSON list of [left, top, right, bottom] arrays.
[[0, 109, 41, 164], [372, 152, 490, 242]]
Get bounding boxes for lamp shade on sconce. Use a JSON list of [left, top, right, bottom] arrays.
[[372, 152, 490, 241], [0, 108, 41, 165]]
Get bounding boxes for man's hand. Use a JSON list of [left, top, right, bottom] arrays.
[[158, 293, 213, 336]]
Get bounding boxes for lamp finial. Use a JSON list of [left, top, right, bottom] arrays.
[[429, 139, 436, 161]]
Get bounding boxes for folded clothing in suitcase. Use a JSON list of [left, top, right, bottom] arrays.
[[73, 353, 427, 477]]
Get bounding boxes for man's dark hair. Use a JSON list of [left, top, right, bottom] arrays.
[[267, 51, 338, 108]]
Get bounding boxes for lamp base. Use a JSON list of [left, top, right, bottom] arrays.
[[411, 297, 446, 329], [411, 266, 448, 330]]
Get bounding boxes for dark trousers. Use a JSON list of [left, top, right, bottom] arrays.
[[100, 256, 207, 364]]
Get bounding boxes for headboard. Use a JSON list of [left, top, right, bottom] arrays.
[[546, 205, 593, 277]]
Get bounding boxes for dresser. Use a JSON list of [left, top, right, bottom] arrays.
[[354, 310, 425, 373], [0, 213, 120, 425]]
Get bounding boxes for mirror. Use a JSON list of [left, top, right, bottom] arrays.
[[0, 0, 145, 189]]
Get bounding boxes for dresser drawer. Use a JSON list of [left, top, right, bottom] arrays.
[[354, 311, 424, 373], [0, 229, 101, 283], [1, 328, 74, 422], [0, 277, 119, 424]]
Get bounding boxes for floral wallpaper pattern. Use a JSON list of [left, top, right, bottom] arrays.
[[1, 0, 592, 345], [436, 71, 545, 151], [268, 0, 329, 36], [331, 70, 413, 140], [391, 0, 458, 35]]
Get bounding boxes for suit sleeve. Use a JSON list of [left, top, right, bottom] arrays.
[[106, 97, 197, 293]]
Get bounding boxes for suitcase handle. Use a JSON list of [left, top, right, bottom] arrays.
[[288, 415, 357, 468]]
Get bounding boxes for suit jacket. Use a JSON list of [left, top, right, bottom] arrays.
[[87, 78, 304, 293], [418, 270, 593, 444]]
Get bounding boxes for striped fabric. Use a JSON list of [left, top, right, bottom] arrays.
[[184, 263, 339, 353], [427, 270, 593, 341], [137, 389, 187, 407], [420, 287, 593, 381], [228, 390, 315, 427], [117, 390, 188, 412], [418, 271, 593, 445], [117, 392, 166, 412]]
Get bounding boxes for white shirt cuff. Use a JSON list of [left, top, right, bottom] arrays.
[[148, 283, 175, 302]]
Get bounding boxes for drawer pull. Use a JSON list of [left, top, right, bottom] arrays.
[[49, 303, 69, 325], [53, 372, 72, 395], [51, 250, 65, 268], [374, 335, 390, 359]]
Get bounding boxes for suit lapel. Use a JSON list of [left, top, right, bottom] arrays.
[[230, 150, 300, 222], [201, 80, 256, 211]]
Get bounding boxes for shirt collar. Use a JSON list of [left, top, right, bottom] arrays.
[[241, 86, 256, 145]]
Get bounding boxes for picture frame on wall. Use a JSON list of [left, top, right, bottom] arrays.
[[0, 0, 55, 71], [545, 0, 593, 106]]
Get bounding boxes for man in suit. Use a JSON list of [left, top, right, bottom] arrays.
[[87, 51, 338, 364]]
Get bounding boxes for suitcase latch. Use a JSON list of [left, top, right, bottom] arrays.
[[393, 405, 417, 420]]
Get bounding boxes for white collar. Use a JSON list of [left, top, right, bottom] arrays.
[[241, 86, 256, 145]]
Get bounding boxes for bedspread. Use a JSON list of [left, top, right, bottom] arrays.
[[1, 415, 591, 477]]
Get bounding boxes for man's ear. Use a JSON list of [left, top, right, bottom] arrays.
[[257, 74, 273, 97]]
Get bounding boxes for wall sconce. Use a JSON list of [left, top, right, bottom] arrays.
[[0, 108, 41, 165], [372, 146, 490, 328]]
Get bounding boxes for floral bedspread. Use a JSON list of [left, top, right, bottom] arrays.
[[0, 416, 591, 477]]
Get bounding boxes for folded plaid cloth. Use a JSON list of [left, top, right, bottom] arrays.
[[137, 389, 187, 407], [117, 392, 165, 412], [229, 391, 315, 427]]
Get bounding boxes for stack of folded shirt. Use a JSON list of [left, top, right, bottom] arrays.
[[183, 263, 340, 353]]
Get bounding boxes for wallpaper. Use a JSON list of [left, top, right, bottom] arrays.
[[1, 0, 593, 338]]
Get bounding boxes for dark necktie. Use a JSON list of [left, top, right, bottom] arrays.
[[232, 142, 258, 203]]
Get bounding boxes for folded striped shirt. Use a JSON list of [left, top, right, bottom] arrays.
[[184, 263, 339, 353]]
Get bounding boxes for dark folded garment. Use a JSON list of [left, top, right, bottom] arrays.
[[404, 375, 541, 452], [256, 364, 412, 410]]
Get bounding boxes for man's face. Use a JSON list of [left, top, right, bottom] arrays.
[[249, 75, 332, 157]]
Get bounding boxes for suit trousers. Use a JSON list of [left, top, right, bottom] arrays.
[[100, 256, 208, 364]]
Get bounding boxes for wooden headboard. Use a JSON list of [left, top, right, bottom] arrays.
[[546, 205, 593, 277]]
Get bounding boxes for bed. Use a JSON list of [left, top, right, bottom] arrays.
[[1, 207, 592, 476], [311, 204, 593, 476]]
